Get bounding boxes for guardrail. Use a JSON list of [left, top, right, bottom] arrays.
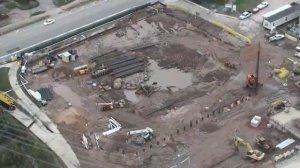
[[208, 19, 252, 44]]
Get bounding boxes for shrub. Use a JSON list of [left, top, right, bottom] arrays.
[[53, 0, 74, 7], [14, 0, 39, 10], [15, 0, 30, 5], [4, 2, 16, 9], [30, 10, 45, 16]]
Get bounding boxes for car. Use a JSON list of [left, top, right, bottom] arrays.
[[43, 18, 55, 26], [269, 34, 285, 42], [252, 7, 260, 13], [239, 11, 252, 20], [257, 1, 269, 10], [295, 52, 300, 58], [265, 31, 278, 38], [296, 45, 300, 51]]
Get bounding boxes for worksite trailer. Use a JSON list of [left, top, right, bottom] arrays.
[[263, 3, 300, 30]]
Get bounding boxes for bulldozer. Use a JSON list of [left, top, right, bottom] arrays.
[[255, 136, 272, 152], [234, 135, 265, 161], [0, 91, 16, 110]]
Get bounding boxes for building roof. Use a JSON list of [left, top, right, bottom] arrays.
[[59, 51, 71, 57], [265, 3, 300, 22], [263, 4, 291, 18]]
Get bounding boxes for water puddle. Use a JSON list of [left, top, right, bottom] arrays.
[[53, 83, 83, 107], [124, 60, 193, 103], [124, 90, 140, 103], [146, 59, 193, 91]]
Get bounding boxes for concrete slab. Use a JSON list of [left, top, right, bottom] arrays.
[[271, 107, 300, 139]]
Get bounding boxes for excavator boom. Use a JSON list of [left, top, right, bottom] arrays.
[[234, 135, 265, 161]]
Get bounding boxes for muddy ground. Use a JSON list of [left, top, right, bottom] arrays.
[[25, 4, 300, 168]]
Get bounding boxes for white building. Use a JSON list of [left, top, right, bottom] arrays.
[[263, 2, 300, 30]]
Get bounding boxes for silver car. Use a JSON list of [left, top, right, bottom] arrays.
[[269, 34, 285, 42]]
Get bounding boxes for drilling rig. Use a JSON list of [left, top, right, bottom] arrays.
[[245, 43, 262, 93]]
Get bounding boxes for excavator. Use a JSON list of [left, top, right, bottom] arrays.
[[0, 91, 16, 110], [234, 135, 265, 161]]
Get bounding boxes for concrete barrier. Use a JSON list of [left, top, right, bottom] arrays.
[[208, 19, 252, 44], [285, 33, 298, 42]]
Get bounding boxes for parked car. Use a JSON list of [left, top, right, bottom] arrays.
[[257, 1, 269, 10], [295, 52, 300, 58], [269, 34, 285, 42], [252, 7, 259, 13], [239, 11, 252, 20], [43, 18, 55, 26], [296, 45, 300, 52], [265, 31, 278, 38]]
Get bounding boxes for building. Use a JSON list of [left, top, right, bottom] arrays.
[[263, 2, 300, 30]]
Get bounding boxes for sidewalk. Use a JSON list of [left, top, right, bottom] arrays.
[[1, 62, 80, 168]]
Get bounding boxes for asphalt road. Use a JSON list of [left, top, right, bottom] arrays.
[[0, 0, 152, 59]]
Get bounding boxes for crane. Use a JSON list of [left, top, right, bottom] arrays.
[[234, 135, 265, 161]]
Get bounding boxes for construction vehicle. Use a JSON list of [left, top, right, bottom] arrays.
[[127, 127, 154, 145], [273, 68, 289, 79], [270, 99, 289, 112], [234, 135, 265, 161], [0, 91, 16, 110], [73, 65, 89, 75], [97, 102, 113, 111], [255, 136, 272, 152], [246, 43, 262, 92]]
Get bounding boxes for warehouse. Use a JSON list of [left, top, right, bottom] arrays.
[[263, 2, 300, 30]]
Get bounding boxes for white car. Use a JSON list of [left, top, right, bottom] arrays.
[[252, 7, 259, 13], [269, 34, 285, 42], [295, 52, 300, 58], [43, 18, 55, 26], [296, 45, 300, 51], [239, 11, 252, 20], [257, 1, 269, 10]]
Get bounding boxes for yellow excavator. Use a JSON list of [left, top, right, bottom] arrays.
[[0, 91, 16, 110], [234, 135, 265, 161]]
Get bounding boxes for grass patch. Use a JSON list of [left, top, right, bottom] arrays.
[[14, 0, 39, 10], [0, 67, 12, 92], [236, 0, 261, 12], [0, 112, 66, 168]]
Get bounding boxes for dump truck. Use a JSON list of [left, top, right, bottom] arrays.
[[0, 91, 16, 110]]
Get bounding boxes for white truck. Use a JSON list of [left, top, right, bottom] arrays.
[[127, 127, 154, 145]]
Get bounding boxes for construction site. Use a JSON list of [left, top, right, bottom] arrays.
[[2, 2, 300, 168]]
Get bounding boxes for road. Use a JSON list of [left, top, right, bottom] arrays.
[[0, 0, 152, 59]]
